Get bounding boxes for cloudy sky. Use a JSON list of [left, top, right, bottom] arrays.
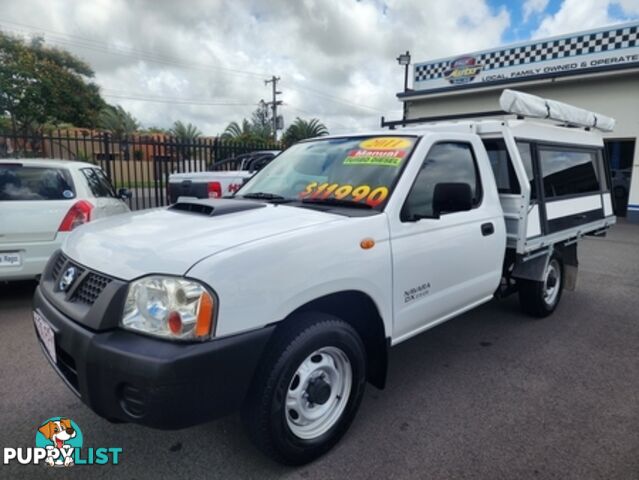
[[1, 0, 638, 136]]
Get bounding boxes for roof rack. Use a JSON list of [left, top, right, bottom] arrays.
[[381, 89, 616, 132], [380, 110, 509, 129]]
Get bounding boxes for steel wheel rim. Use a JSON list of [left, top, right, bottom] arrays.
[[285, 346, 352, 440], [543, 259, 560, 306]]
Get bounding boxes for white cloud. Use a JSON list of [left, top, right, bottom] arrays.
[[523, 0, 550, 22], [617, 0, 639, 14], [0, 0, 511, 135], [534, 0, 639, 38]]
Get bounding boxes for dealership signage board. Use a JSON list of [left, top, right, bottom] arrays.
[[413, 22, 639, 93]]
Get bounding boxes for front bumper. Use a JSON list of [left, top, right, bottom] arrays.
[[33, 285, 275, 429]]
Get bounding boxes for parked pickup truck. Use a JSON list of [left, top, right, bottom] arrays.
[[33, 91, 616, 465], [167, 150, 280, 203]]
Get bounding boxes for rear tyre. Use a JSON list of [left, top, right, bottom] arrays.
[[518, 256, 564, 318], [242, 312, 367, 465]]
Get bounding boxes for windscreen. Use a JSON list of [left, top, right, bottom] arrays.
[[0, 164, 76, 201], [239, 136, 418, 209]]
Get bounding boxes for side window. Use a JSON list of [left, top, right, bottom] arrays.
[[515, 141, 537, 200], [538, 147, 600, 198], [402, 142, 481, 220], [95, 169, 118, 197], [81, 168, 116, 198], [482, 139, 520, 194]]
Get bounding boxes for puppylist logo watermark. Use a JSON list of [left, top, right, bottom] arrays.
[[3, 417, 122, 467]]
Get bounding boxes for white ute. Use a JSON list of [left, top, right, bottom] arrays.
[[0, 159, 130, 281], [167, 150, 280, 202], [33, 91, 616, 464]]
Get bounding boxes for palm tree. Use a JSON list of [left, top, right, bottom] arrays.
[[98, 105, 139, 138], [221, 119, 269, 142], [169, 120, 202, 142], [142, 126, 168, 135], [221, 120, 247, 139], [282, 117, 328, 145]]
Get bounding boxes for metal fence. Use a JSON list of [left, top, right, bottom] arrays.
[[0, 131, 281, 210]]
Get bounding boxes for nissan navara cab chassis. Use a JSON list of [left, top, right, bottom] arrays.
[[33, 91, 616, 464]]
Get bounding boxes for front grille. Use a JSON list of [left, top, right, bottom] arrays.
[[52, 253, 85, 280], [72, 272, 112, 305], [52, 251, 113, 306], [52, 253, 66, 278], [71, 266, 86, 280]]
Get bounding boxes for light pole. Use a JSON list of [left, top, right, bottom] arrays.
[[397, 50, 411, 123]]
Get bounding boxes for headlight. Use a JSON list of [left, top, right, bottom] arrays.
[[121, 276, 216, 341]]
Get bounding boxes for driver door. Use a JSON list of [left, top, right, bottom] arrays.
[[389, 138, 504, 342]]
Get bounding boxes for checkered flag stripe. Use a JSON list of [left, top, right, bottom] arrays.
[[415, 25, 639, 82]]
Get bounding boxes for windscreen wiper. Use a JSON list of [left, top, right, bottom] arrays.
[[239, 192, 293, 203], [301, 197, 373, 209]]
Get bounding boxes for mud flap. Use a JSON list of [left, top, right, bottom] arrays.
[[512, 243, 578, 290], [559, 243, 578, 291], [512, 249, 551, 282], [564, 265, 578, 291]]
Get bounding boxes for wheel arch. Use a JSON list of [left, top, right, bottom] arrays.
[[512, 243, 574, 284], [273, 290, 389, 389]]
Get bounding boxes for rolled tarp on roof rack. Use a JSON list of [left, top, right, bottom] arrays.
[[499, 89, 615, 132]]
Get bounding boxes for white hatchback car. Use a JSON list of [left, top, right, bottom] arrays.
[[0, 159, 130, 281]]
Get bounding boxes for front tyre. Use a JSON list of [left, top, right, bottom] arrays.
[[242, 313, 366, 465], [518, 256, 564, 317]]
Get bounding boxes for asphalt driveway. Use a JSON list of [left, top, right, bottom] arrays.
[[1, 222, 638, 479]]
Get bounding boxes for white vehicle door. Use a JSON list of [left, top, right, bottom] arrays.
[[79, 167, 129, 218], [389, 135, 505, 342]]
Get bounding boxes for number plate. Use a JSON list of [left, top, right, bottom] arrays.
[[0, 252, 21, 267], [33, 311, 56, 364]]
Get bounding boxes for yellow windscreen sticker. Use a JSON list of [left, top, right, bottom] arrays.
[[359, 137, 413, 150]]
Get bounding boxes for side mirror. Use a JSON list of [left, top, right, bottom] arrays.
[[118, 188, 132, 200], [432, 183, 473, 217]]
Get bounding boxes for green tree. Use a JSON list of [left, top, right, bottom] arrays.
[[221, 119, 265, 142], [169, 120, 202, 141], [98, 105, 139, 138], [0, 115, 11, 133], [42, 121, 77, 135], [0, 32, 105, 135], [222, 119, 249, 140], [282, 117, 328, 145], [222, 103, 275, 142], [251, 100, 272, 139], [141, 126, 168, 135]]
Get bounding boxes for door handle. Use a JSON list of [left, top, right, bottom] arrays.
[[481, 222, 494, 236]]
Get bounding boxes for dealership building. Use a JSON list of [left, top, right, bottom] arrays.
[[397, 21, 639, 222]]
